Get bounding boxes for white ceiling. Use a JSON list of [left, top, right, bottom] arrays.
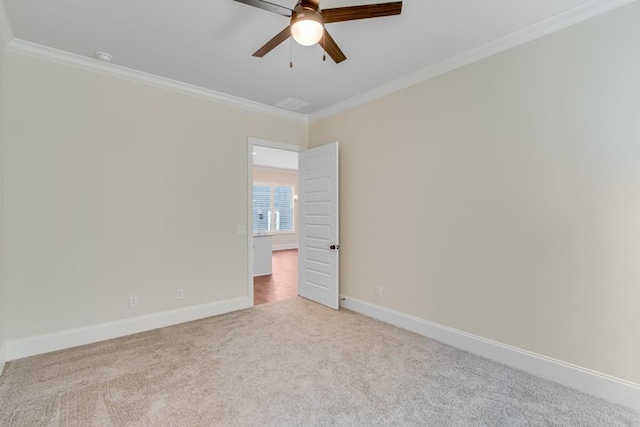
[[3, 0, 599, 114], [253, 146, 299, 170]]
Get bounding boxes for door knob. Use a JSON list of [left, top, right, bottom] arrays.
[[330, 245, 340, 250]]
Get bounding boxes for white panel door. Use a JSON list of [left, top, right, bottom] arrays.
[[298, 142, 339, 309]]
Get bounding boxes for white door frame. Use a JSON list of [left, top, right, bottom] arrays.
[[247, 137, 304, 306]]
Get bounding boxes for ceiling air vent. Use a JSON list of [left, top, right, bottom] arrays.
[[274, 98, 310, 112]]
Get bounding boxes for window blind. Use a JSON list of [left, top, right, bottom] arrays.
[[252, 184, 294, 233], [274, 186, 293, 232], [252, 185, 271, 232]]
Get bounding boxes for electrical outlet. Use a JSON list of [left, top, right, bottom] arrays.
[[129, 295, 138, 308], [375, 285, 382, 297], [176, 288, 184, 300]]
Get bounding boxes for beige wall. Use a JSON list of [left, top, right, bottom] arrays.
[[0, 43, 5, 355], [3, 52, 307, 340], [310, 2, 640, 384], [253, 166, 298, 249]]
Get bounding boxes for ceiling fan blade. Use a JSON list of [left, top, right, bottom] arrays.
[[320, 30, 347, 64], [322, 1, 402, 24], [232, 0, 292, 17], [253, 26, 291, 57]]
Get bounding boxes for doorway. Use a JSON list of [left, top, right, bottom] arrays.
[[247, 138, 340, 309], [248, 138, 303, 306]]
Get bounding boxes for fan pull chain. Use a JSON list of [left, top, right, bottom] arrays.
[[322, 29, 326, 62], [290, 38, 293, 68]]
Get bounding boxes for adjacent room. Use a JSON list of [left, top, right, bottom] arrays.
[[0, 0, 639, 424], [252, 145, 299, 305]]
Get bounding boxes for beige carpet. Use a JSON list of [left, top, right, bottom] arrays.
[[0, 297, 638, 426]]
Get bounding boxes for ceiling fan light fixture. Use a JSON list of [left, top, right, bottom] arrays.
[[291, 9, 324, 46], [240, 0, 403, 63]]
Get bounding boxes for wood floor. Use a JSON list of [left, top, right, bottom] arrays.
[[254, 249, 298, 305]]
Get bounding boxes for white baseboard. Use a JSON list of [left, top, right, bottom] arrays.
[[6, 296, 250, 361], [340, 295, 640, 412], [272, 243, 298, 251]]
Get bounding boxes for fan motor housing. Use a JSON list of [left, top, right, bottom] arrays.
[[299, 0, 320, 11]]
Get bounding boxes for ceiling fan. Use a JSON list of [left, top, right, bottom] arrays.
[[232, 0, 403, 63]]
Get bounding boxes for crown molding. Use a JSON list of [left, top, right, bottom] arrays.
[[309, 0, 637, 122], [5, 38, 307, 123], [0, 0, 14, 49], [2, 0, 635, 123]]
